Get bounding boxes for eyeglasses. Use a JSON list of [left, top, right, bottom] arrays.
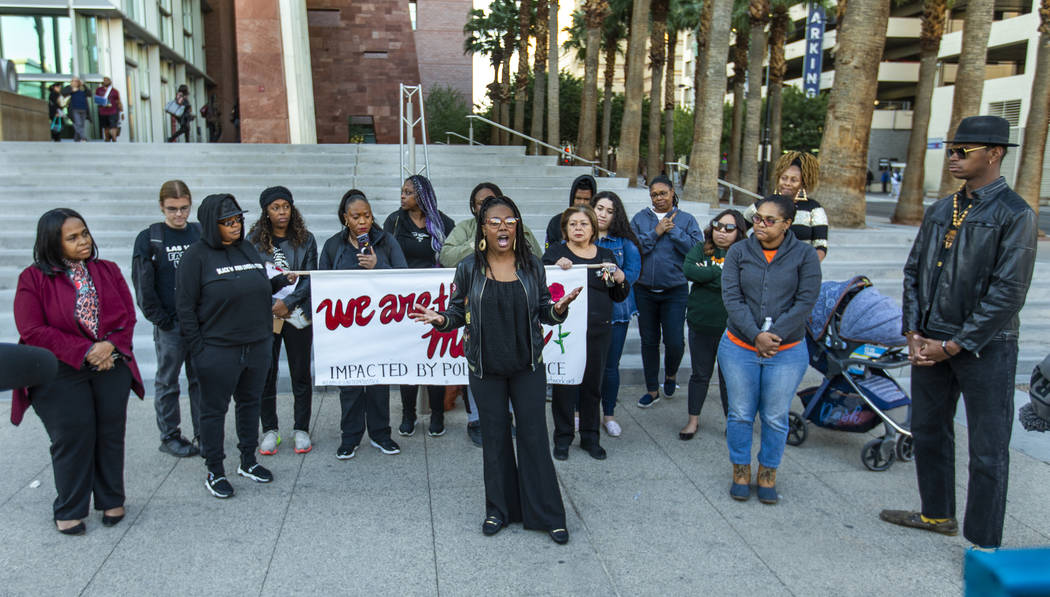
[[712, 222, 738, 232], [650, 190, 672, 199], [485, 216, 519, 228], [947, 146, 987, 160], [217, 216, 244, 228], [752, 215, 785, 227], [164, 206, 191, 214]]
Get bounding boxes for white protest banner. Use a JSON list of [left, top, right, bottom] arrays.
[[311, 266, 588, 386]]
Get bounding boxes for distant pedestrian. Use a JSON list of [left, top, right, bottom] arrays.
[[167, 85, 192, 143], [95, 76, 122, 142], [881, 169, 890, 193], [67, 77, 90, 142], [47, 82, 64, 142], [866, 169, 874, 191], [880, 115, 1037, 549], [890, 169, 902, 199]]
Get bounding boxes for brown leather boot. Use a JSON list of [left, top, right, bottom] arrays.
[[444, 385, 462, 411], [757, 465, 778, 504], [730, 464, 751, 501]]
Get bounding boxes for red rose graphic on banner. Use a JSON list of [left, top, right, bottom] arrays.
[[548, 282, 565, 302]]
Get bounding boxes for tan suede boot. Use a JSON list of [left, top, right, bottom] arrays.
[[730, 464, 751, 501], [757, 465, 778, 504]]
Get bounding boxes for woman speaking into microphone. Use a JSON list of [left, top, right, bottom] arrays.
[[410, 195, 581, 544]]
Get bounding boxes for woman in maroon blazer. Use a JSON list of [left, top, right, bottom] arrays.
[[13, 208, 144, 535]]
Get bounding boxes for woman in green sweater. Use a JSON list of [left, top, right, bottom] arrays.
[[679, 209, 748, 440]]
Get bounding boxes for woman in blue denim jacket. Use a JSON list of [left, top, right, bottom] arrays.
[[591, 191, 641, 437]]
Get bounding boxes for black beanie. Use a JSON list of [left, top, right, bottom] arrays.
[[260, 186, 293, 211]]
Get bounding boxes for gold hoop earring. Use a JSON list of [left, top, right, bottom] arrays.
[[513, 237, 517, 250], [797, 188, 808, 202], [478, 238, 487, 251]]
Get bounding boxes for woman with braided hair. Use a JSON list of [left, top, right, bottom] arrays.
[[745, 151, 829, 261], [384, 175, 456, 437]]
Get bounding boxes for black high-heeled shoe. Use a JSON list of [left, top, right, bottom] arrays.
[[679, 427, 697, 441], [549, 528, 569, 544], [102, 513, 125, 527], [55, 520, 86, 535]]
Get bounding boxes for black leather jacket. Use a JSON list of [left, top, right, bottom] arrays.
[[435, 254, 567, 377], [902, 177, 1037, 354]]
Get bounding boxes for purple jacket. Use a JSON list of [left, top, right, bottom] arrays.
[[12, 259, 144, 425]]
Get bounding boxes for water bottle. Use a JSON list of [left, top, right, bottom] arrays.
[[761, 317, 772, 332]]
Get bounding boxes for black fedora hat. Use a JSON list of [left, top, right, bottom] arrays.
[[946, 115, 1018, 147]]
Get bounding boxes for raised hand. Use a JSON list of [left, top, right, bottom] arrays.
[[409, 303, 446, 327], [554, 286, 584, 315]]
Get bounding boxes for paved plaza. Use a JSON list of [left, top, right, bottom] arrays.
[[1, 382, 1048, 596]]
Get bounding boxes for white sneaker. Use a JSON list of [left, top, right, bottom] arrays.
[[603, 420, 622, 437], [259, 430, 280, 455], [293, 430, 312, 454]]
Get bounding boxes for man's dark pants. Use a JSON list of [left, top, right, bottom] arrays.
[[911, 337, 1017, 548], [153, 325, 202, 442]]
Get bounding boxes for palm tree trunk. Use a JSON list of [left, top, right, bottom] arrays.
[[690, 0, 714, 148], [894, 0, 947, 225], [514, 0, 533, 144], [727, 27, 748, 185], [1015, 0, 1049, 218], [500, 46, 513, 144], [489, 68, 502, 145], [937, 0, 995, 196], [579, 25, 603, 160], [664, 28, 678, 168], [767, 3, 788, 166], [817, 0, 891, 227], [616, 0, 653, 184], [600, 42, 617, 169], [547, 0, 561, 154], [531, 0, 550, 155], [647, 0, 669, 182], [740, 0, 770, 193], [684, 0, 734, 206]]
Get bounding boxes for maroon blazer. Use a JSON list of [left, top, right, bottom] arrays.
[[12, 259, 144, 425]]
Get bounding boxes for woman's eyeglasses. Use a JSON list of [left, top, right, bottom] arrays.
[[752, 215, 785, 227], [485, 216, 519, 228], [712, 222, 737, 232], [217, 216, 244, 228], [946, 146, 986, 160]]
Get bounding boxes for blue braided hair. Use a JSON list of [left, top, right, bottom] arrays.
[[407, 175, 446, 259]]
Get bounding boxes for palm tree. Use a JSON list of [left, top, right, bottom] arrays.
[[937, 0, 995, 196], [1014, 0, 1049, 218], [663, 26, 678, 168], [617, 0, 653, 184], [500, 25, 516, 143], [531, 0, 549, 154], [766, 1, 790, 169], [689, 0, 713, 134], [464, 7, 504, 141], [684, 0, 734, 205], [739, 0, 769, 193], [547, 0, 561, 152], [816, 0, 891, 227], [514, 0, 534, 144], [647, 0, 670, 181], [576, 0, 610, 160], [893, 0, 948, 224], [726, 19, 748, 185], [600, 2, 629, 169]]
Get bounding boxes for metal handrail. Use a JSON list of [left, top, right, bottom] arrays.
[[466, 114, 616, 177], [665, 161, 762, 206], [445, 131, 479, 145]]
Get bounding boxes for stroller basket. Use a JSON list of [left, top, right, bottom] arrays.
[[799, 372, 909, 433]]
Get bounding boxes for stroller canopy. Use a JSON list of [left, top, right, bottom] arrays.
[[809, 276, 906, 347]]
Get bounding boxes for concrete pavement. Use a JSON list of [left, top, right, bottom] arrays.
[[1, 385, 1048, 596]]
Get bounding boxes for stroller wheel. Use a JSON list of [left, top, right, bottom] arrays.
[[862, 438, 896, 471], [786, 412, 808, 446], [895, 434, 914, 462]]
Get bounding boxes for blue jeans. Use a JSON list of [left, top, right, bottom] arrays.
[[635, 284, 688, 393], [719, 334, 808, 468], [601, 321, 630, 416]]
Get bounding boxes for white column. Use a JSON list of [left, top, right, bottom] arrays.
[[102, 19, 130, 142], [278, 0, 317, 144], [147, 45, 165, 142]]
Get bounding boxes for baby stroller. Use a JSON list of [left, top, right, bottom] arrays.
[[787, 276, 914, 471]]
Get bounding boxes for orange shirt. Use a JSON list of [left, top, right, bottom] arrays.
[[763, 248, 777, 263], [726, 330, 801, 353]]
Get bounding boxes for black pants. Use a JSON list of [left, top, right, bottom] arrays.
[[552, 326, 611, 449], [470, 366, 566, 531], [687, 328, 728, 417], [261, 325, 313, 433], [398, 384, 445, 424], [194, 340, 271, 474], [911, 338, 1017, 548], [31, 361, 132, 520], [338, 385, 392, 447]]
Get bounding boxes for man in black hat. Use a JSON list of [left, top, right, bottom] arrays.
[[880, 115, 1037, 549]]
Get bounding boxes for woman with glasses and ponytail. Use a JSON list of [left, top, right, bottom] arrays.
[[744, 151, 828, 261], [410, 195, 582, 545], [384, 175, 456, 438]]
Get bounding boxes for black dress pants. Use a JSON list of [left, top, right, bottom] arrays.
[[552, 326, 611, 449], [911, 338, 1017, 548], [261, 325, 313, 433], [398, 384, 445, 424], [194, 339, 271, 474], [687, 328, 728, 418], [338, 385, 392, 447], [470, 366, 566, 531], [31, 361, 132, 520]]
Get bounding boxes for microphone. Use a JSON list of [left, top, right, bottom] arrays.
[[0, 344, 58, 391], [356, 232, 370, 254]]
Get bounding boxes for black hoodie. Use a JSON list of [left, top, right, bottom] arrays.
[[176, 194, 290, 354], [545, 174, 596, 250]]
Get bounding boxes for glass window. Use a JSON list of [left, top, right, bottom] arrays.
[[182, 0, 193, 33], [76, 15, 99, 74], [183, 34, 193, 63], [0, 15, 73, 74]]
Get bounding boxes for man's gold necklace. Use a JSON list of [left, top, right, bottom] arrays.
[[943, 189, 972, 250]]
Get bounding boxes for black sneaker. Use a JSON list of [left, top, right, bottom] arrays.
[[336, 445, 357, 460], [428, 417, 446, 437], [205, 472, 234, 499], [159, 435, 199, 458], [581, 442, 607, 461], [466, 421, 483, 447], [398, 417, 417, 437], [370, 438, 401, 455], [237, 462, 274, 483], [553, 445, 569, 461]]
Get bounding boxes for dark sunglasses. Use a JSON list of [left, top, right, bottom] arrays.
[[712, 222, 738, 232], [217, 215, 244, 227], [946, 145, 986, 160], [752, 215, 785, 227]]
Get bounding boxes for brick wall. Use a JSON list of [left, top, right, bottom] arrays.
[[202, 0, 240, 142], [414, 0, 473, 102], [233, 0, 290, 143], [307, 0, 421, 144]]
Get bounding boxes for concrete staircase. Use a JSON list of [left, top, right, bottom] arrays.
[[1, 142, 1046, 396]]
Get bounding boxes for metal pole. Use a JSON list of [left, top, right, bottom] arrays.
[[758, 62, 772, 195], [468, 118, 474, 146], [407, 98, 416, 177]]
